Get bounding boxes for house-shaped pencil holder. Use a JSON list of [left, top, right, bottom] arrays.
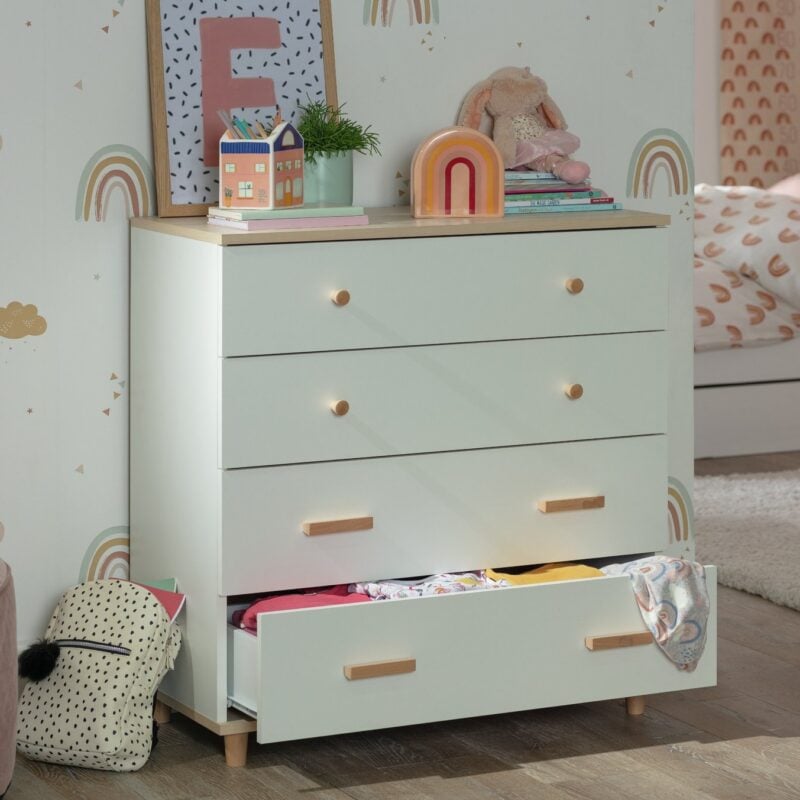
[[218, 122, 305, 210]]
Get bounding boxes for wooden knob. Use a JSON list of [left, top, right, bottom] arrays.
[[331, 289, 351, 306], [331, 400, 350, 416], [565, 278, 584, 295], [565, 383, 583, 400]]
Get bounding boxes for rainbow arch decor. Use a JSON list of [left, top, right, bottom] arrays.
[[626, 129, 694, 199], [363, 0, 439, 26], [411, 127, 504, 219], [79, 525, 130, 581], [667, 476, 693, 544], [74, 144, 154, 222]]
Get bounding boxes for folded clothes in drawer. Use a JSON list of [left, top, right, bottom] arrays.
[[231, 562, 606, 632]]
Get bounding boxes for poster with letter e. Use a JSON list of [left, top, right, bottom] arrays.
[[146, 0, 337, 216]]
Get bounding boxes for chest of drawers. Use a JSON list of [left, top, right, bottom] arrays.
[[130, 208, 716, 765]]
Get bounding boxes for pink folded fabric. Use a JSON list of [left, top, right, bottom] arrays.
[[238, 585, 369, 632]]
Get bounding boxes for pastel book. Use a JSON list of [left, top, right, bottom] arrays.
[[209, 204, 365, 221], [208, 215, 369, 231]]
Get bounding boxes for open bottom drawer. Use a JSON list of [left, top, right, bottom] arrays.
[[228, 568, 717, 743]]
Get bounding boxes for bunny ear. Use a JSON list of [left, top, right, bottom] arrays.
[[457, 80, 493, 130], [540, 93, 567, 130]]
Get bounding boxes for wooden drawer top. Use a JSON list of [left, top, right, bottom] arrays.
[[131, 207, 670, 246]]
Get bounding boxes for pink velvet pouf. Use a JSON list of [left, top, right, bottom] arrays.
[[0, 561, 15, 798]]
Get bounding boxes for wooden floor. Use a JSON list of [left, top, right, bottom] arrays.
[[10, 453, 800, 800]]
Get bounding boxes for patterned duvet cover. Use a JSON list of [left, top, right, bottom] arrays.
[[694, 183, 800, 351]]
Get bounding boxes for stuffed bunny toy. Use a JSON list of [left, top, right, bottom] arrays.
[[458, 66, 590, 184]]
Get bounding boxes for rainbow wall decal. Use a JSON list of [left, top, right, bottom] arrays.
[[79, 525, 130, 581], [74, 144, 154, 222], [667, 476, 693, 544], [363, 0, 439, 26], [626, 128, 694, 199], [411, 127, 503, 218]]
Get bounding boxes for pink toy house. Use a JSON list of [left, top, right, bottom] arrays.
[[218, 122, 304, 210]]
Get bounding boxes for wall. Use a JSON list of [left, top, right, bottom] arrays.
[[0, 0, 695, 646], [0, 1, 149, 647], [695, 0, 721, 184]]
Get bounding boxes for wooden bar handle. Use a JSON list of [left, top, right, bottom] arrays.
[[538, 495, 605, 513], [585, 632, 654, 651], [302, 516, 373, 536], [344, 658, 416, 681]]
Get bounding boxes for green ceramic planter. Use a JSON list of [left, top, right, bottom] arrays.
[[304, 151, 354, 206]]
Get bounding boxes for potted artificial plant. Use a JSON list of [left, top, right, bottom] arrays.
[[296, 100, 380, 205]]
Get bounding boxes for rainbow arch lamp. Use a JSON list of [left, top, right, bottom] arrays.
[[411, 127, 504, 218]]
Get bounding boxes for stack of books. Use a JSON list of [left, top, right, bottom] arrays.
[[504, 171, 621, 215], [207, 204, 369, 231]]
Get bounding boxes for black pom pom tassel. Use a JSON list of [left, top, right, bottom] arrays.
[[18, 640, 60, 681]]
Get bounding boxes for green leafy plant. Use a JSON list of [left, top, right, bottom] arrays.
[[296, 100, 381, 164]]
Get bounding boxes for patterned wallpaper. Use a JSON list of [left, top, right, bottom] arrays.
[[719, 0, 800, 186], [0, 0, 146, 644], [1, 0, 695, 646]]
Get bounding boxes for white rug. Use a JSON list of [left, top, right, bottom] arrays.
[[694, 469, 800, 611]]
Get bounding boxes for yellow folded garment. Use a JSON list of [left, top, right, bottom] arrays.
[[486, 563, 603, 586]]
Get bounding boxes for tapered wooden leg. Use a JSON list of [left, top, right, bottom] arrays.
[[154, 699, 172, 724], [626, 695, 646, 716], [224, 732, 249, 767]]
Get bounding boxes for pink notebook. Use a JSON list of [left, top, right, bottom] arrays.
[[208, 214, 370, 231], [505, 183, 592, 195], [133, 582, 186, 622]]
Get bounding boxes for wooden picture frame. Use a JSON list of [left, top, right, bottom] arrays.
[[145, 0, 338, 217]]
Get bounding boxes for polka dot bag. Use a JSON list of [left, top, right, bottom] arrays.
[[16, 580, 181, 771]]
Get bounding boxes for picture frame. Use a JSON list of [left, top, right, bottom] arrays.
[[145, 0, 338, 217]]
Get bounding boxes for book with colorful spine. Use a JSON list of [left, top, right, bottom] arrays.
[[505, 202, 623, 214], [503, 170, 621, 213]]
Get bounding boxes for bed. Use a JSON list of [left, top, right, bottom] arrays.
[[694, 182, 800, 458]]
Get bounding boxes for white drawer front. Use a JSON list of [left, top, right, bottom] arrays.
[[227, 568, 717, 743], [220, 436, 667, 596], [219, 332, 667, 468], [220, 229, 667, 356]]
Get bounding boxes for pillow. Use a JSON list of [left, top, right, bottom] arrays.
[[770, 173, 800, 199], [694, 183, 800, 310]]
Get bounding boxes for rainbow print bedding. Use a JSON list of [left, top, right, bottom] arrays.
[[694, 184, 800, 351]]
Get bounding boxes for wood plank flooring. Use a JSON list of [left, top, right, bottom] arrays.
[[9, 453, 800, 800]]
